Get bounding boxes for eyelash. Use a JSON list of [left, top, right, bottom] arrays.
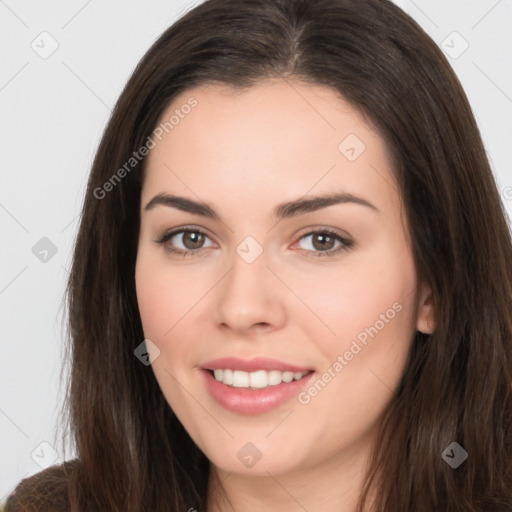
[[154, 225, 354, 258]]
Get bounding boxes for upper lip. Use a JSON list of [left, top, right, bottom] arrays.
[[201, 356, 313, 373]]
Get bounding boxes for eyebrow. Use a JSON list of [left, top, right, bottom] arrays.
[[144, 191, 379, 221]]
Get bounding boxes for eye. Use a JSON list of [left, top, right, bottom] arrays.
[[154, 226, 215, 256], [154, 226, 354, 258], [294, 229, 354, 258]]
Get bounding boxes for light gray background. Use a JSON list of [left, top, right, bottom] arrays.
[[1, 0, 511, 503]]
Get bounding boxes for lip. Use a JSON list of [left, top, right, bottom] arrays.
[[201, 365, 315, 415], [201, 356, 312, 373]]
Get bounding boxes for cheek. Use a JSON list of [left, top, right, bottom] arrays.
[[279, 245, 416, 347], [300, 256, 416, 420], [135, 269, 172, 340], [289, 239, 417, 400], [135, 250, 206, 340], [135, 251, 218, 391], [135, 255, 201, 411]]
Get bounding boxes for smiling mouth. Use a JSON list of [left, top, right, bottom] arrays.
[[208, 369, 314, 389]]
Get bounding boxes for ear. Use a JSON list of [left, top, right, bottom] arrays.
[[416, 282, 436, 334]]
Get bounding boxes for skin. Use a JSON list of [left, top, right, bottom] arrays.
[[135, 78, 436, 512]]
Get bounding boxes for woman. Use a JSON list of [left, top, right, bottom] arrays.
[[5, 0, 512, 510]]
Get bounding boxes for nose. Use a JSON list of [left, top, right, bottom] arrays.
[[213, 245, 287, 336]]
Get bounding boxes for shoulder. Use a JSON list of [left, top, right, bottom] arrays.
[[3, 460, 78, 512]]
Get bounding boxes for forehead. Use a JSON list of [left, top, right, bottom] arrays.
[[142, 79, 397, 216]]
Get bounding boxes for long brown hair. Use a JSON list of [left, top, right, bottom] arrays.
[[19, 0, 512, 510]]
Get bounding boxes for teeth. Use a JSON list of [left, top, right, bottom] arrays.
[[282, 371, 294, 383], [212, 369, 309, 388], [248, 370, 267, 389], [223, 369, 233, 385], [268, 370, 282, 386], [232, 370, 249, 387]]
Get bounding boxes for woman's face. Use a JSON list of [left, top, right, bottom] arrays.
[[135, 79, 434, 477]]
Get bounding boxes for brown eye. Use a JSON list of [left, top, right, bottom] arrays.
[[296, 229, 354, 258], [155, 227, 215, 256], [311, 233, 336, 251], [181, 231, 206, 249]]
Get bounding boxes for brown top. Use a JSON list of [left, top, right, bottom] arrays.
[[3, 460, 77, 512]]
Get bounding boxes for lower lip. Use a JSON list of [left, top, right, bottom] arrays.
[[202, 370, 315, 415]]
